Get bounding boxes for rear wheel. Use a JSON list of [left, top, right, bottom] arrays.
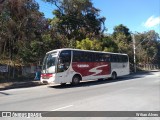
[[111, 72, 117, 80], [72, 75, 80, 85]]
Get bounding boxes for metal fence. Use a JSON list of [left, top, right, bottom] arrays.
[[137, 64, 160, 71], [0, 64, 38, 82]]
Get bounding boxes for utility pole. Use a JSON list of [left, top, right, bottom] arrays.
[[132, 34, 136, 73]]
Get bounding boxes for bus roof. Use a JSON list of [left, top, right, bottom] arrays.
[[46, 48, 128, 56]]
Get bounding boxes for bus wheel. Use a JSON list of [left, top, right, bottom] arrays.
[[72, 75, 80, 85], [111, 72, 117, 80]]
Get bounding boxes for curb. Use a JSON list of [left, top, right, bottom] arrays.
[[0, 81, 44, 91]]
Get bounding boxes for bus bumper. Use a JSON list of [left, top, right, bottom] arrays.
[[40, 73, 55, 84]]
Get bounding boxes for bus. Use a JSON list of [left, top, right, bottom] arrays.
[[40, 48, 130, 85]]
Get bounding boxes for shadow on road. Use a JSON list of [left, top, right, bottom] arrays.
[[49, 71, 156, 89], [0, 92, 10, 95], [0, 81, 43, 91]]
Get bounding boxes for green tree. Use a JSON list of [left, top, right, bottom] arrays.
[[113, 24, 131, 43], [0, 0, 47, 64], [76, 38, 102, 51], [101, 35, 118, 52], [134, 30, 159, 65], [43, 0, 106, 48], [112, 24, 133, 63]]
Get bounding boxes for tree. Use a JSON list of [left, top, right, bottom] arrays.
[[76, 38, 102, 51], [113, 24, 132, 43], [112, 24, 133, 63], [0, 0, 48, 64], [112, 24, 132, 53], [101, 35, 118, 52], [134, 30, 159, 65], [43, 0, 106, 48]]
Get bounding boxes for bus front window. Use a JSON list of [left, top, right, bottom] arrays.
[[42, 52, 57, 73]]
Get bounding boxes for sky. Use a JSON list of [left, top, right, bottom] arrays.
[[36, 0, 160, 35]]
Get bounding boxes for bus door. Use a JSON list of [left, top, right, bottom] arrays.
[[56, 50, 71, 83]]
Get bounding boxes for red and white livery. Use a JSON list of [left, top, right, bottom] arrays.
[[41, 48, 130, 85]]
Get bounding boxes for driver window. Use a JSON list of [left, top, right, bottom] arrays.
[[57, 50, 71, 72]]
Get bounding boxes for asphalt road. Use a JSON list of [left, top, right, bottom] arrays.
[[0, 71, 160, 120]]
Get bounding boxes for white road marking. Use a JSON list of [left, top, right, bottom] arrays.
[[51, 105, 73, 111]]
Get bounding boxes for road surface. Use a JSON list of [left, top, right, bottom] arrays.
[[0, 71, 160, 120]]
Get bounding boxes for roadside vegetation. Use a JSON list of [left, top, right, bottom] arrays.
[[0, 0, 160, 81]]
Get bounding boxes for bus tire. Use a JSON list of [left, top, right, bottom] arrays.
[[111, 72, 117, 80], [72, 75, 80, 85]]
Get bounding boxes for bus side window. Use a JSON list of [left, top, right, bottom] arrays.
[[116, 55, 119, 62], [79, 51, 84, 62], [110, 55, 113, 62], [104, 54, 110, 62], [83, 52, 91, 62], [124, 55, 128, 62], [111, 54, 118, 62], [122, 55, 125, 62], [119, 55, 123, 62], [73, 51, 81, 62], [92, 53, 96, 62], [121, 55, 128, 62], [88, 53, 93, 62], [95, 53, 99, 61], [99, 54, 104, 61], [117, 55, 120, 62], [111, 55, 115, 62]]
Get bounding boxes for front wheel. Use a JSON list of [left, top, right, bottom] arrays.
[[72, 75, 80, 85], [111, 72, 117, 80]]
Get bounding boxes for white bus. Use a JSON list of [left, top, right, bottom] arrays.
[[41, 48, 130, 85]]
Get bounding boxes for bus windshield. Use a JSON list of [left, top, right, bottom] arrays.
[[42, 52, 57, 73]]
